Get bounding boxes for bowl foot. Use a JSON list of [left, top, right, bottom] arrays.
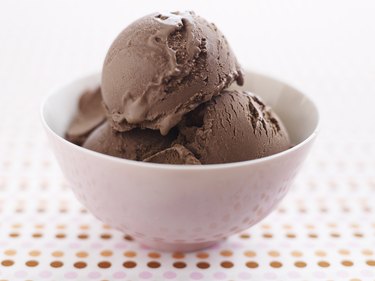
[[140, 240, 219, 252]]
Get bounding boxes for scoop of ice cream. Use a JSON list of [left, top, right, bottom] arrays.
[[177, 90, 291, 164], [83, 122, 176, 161], [102, 11, 243, 136], [65, 87, 106, 145], [144, 144, 201, 165]]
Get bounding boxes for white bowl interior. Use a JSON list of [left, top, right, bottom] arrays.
[[43, 71, 318, 146]]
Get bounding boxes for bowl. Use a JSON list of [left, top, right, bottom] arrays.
[[41, 71, 319, 252]]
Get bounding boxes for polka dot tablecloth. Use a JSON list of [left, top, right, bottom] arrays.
[[1, 1, 375, 280]]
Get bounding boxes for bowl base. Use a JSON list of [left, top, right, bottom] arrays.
[[141, 240, 219, 252]]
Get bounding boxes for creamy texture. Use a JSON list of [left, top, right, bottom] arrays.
[[83, 122, 176, 161], [65, 87, 106, 145], [102, 11, 243, 136], [144, 144, 201, 164], [177, 90, 291, 164]]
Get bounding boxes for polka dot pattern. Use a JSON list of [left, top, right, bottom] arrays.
[[0, 4, 374, 280]]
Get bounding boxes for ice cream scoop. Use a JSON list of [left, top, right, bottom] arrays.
[[83, 122, 176, 161], [65, 87, 105, 145], [102, 11, 243, 135], [177, 90, 291, 164]]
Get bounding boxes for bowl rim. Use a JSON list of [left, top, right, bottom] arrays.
[[40, 70, 320, 171]]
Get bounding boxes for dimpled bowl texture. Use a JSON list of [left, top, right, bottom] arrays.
[[41, 71, 319, 252]]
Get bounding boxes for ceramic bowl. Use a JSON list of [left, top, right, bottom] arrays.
[[41, 71, 319, 251]]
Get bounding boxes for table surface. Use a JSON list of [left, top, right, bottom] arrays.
[[1, 1, 375, 280]]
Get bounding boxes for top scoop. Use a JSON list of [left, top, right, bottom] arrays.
[[102, 11, 243, 135]]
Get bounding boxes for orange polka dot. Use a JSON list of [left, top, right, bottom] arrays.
[[172, 252, 185, 259], [339, 249, 350, 255], [50, 261, 63, 268], [51, 251, 64, 257], [270, 261, 282, 268], [29, 250, 41, 257], [342, 260, 354, 266], [76, 251, 88, 258], [1, 260, 14, 266], [4, 250, 16, 256], [268, 251, 280, 257], [220, 250, 233, 257], [318, 261, 330, 267], [263, 233, 273, 238], [366, 260, 375, 266], [196, 252, 209, 259], [123, 251, 137, 258], [295, 261, 307, 268], [80, 224, 89, 230], [100, 250, 113, 257], [315, 250, 327, 257], [25, 260, 39, 267], [98, 261, 111, 268], [244, 251, 256, 257], [123, 261, 137, 268], [362, 249, 373, 256], [246, 261, 258, 268], [148, 252, 161, 259], [147, 261, 161, 268], [196, 262, 210, 269], [291, 251, 303, 257], [221, 261, 234, 268]]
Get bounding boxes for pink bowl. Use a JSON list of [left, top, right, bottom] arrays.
[[41, 71, 319, 252]]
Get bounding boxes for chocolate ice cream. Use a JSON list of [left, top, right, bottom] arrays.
[[65, 87, 106, 145], [83, 122, 176, 161], [176, 90, 291, 164], [65, 11, 292, 165], [102, 11, 243, 136]]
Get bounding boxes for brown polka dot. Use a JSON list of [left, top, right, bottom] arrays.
[[330, 232, 341, 238], [342, 260, 354, 266], [315, 250, 327, 257], [148, 252, 161, 259], [366, 260, 375, 266], [286, 233, 296, 238], [221, 261, 234, 268], [172, 252, 185, 259], [77, 234, 88, 239], [50, 261, 63, 268], [268, 251, 280, 257], [263, 233, 273, 238], [339, 249, 350, 255], [173, 261, 186, 269], [1, 260, 14, 266], [76, 251, 88, 258], [291, 251, 303, 257], [123, 261, 137, 268], [295, 261, 307, 268], [147, 261, 161, 268], [318, 261, 330, 267], [220, 250, 233, 257], [354, 232, 364, 238], [196, 252, 209, 259], [362, 249, 373, 256], [32, 233, 42, 238], [25, 260, 39, 267], [123, 251, 137, 258], [74, 261, 87, 269], [100, 250, 113, 257], [100, 233, 112, 239], [196, 262, 210, 269], [270, 261, 282, 268], [98, 261, 111, 268], [29, 250, 40, 257], [4, 250, 16, 256], [246, 261, 258, 268], [244, 251, 256, 257], [9, 232, 19, 238], [308, 233, 318, 238], [240, 233, 250, 239], [51, 251, 64, 257], [124, 235, 134, 241], [55, 233, 66, 239]]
